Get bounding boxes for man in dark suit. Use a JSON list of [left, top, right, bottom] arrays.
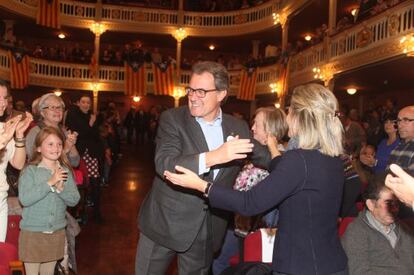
[[136, 61, 268, 274]]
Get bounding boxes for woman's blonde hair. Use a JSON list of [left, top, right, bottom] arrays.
[[255, 107, 288, 141], [289, 83, 343, 157], [29, 126, 73, 172]]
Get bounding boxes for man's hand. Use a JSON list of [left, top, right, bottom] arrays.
[[205, 136, 253, 167], [359, 153, 376, 167]]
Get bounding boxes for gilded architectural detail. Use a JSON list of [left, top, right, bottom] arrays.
[[194, 16, 202, 26], [337, 38, 346, 55], [76, 6, 84, 16], [356, 27, 373, 48], [112, 9, 120, 20], [235, 14, 247, 24], [133, 11, 146, 22], [29, 63, 36, 74], [388, 14, 400, 36]]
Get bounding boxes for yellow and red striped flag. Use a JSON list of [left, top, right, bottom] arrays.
[[124, 61, 146, 96], [152, 62, 174, 96], [36, 0, 60, 29], [237, 67, 257, 101], [89, 54, 98, 79], [8, 51, 29, 89]]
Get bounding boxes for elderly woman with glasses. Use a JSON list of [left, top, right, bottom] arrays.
[[26, 93, 80, 167]]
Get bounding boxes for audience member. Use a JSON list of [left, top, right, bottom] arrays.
[[342, 173, 414, 275]]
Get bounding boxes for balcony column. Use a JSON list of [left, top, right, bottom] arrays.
[[172, 28, 188, 86], [281, 18, 289, 52], [96, 0, 102, 20], [252, 40, 260, 59], [328, 0, 337, 35], [92, 89, 99, 114], [178, 0, 184, 24]]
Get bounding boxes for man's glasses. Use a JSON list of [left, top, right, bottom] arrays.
[[43, 105, 65, 111], [185, 87, 217, 98], [396, 117, 414, 124]]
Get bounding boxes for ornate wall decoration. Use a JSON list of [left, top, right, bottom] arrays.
[[133, 11, 146, 22], [194, 16, 202, 26], [109, 71, 118, 81], [296, 54, 305, 71], [356, 27, 373, 48], [111, 9, 120, 20], [75, 6, 84, 16], [29, 63, 37, 74], [235, 14, 247, 24], [72, 69, 81, 78], [160, 14, 168, 23], [388, 14, 400, 36]]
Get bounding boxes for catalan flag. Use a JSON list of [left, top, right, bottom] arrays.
[[36, 0, 60, 29], [8, 50, 29, 89], [124, 61, 146, 96], [237, 67, 257, 101], [152, 62, 174, 96]]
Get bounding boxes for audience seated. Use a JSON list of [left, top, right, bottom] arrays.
[[342, 173, 414, 275]]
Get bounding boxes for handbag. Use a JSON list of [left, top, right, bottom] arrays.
[[6, 162, 20, 197]]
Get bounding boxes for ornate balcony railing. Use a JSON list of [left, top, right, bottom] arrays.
[[0, 48, 280, 95], [3, 0, 280, 36], [289, 0, 414, 81]]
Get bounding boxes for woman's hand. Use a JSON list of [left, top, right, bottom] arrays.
[[15, 112, 33, 138], [164, 165, 208, 193], [47, 167, 68, 187], [64, 130, 78, 153], [89, 114, 96, 127], [0, 117, 20, 149], [267, 134, 281, 158]]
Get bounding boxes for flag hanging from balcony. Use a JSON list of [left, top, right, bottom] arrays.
[[89, 54, 98, 79], [36, 0, 60, 29], [124, 61, 146, 96], [8, 50, 29, 90], [152, 62, 174, 96], [237, 67, 257, 101]]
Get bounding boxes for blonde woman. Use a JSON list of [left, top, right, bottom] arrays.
[[165, 84, 348, 275]]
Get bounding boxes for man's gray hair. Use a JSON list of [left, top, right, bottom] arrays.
[[191, 61, 229, 92]]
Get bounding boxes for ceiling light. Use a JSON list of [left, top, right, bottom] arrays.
[[275, 103, 281, 109], [304, 35, 312, 41], [133, 96, 141, 102], [347, 88, 357, 95], [351, 8, 358, 17], [209, 45, 215, 51], [54, 89, 62, 96], [58, 33, 65, 39]]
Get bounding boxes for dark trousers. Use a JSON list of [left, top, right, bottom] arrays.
[[135, 216, 213, 275]]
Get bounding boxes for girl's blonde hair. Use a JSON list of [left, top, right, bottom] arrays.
[[289, 83, 343, 157], [255, 107, 288, 141], [29, 126, 73, 172]]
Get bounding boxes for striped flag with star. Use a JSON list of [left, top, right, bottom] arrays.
[[124, 61, 146, 96], [8, 50, 29, 89], [237, 67, 257, 101], [152, 62, 174, 96], [36, 0, 60, 29], [278, 56, 290, 108]]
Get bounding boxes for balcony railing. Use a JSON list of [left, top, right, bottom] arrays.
[[4, 0, 280, 36], [0, 48, 281, 95], [290, 1, 414, 75]]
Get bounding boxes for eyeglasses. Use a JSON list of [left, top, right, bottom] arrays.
[[185, 87, 217, 98], [396, 117, 414, 124], [43, 105, 65, 111]]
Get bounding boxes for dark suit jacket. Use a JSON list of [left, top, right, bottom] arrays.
[[209, 149, 348, 275], [138, 106, 269, 252]]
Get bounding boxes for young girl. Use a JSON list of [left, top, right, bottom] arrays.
[[18, 126, 80, 275]]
